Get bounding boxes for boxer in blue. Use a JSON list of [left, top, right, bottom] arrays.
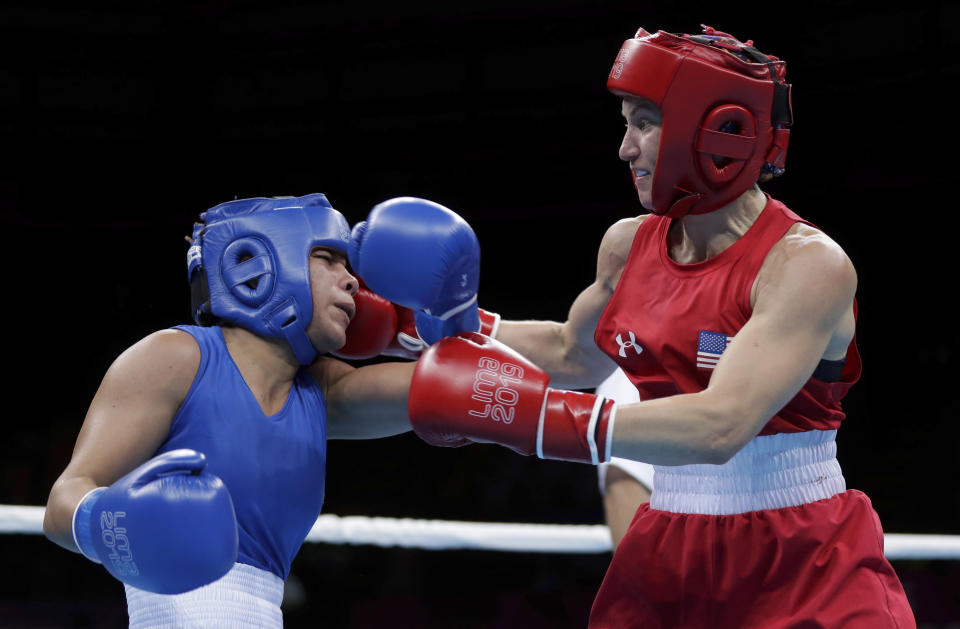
[[42, 193, 484, 628]]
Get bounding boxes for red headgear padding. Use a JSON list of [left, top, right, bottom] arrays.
[[608, 26, 793, 218]]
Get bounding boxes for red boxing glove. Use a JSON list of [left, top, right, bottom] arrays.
[[384, 306, 502, 359], [333, 288, 400, 360], [408, 332, 616, 464], [380, 305, 426, 360], [334, 285, 502, 361], [477, 308, 501, 338]]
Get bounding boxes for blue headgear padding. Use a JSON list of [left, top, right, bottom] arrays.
[[187, 193, 351, 365]]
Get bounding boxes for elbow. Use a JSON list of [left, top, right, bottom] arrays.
[[697, 402, 755, 465], [42, 478, 81, 548], [558, 341, 614, 390], [41, 508, 57, 542], [701, 440, 738, 465], [700, 433, 738, 465], [42, 485, 65, 542], [41, 498, 63, 545]]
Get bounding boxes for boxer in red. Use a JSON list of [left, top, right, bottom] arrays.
[[356, 25, 916, 628]]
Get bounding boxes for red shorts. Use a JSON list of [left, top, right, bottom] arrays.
[[589, 490, 915, 628]]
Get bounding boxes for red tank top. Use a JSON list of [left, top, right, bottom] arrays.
[[594, 196, 861, 435]]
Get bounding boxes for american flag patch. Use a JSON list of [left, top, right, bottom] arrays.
[[696, 330, 734, 370]]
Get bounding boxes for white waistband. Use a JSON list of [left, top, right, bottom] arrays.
[[125, 563, 284, 629], [651, 429, 845, 515]]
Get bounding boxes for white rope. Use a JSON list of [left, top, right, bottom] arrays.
[[5, 505, 957, 559], [305, 515, 613, 553], [0, 505, 46, 534]]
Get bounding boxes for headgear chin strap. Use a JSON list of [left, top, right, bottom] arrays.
[[607, 25, 793, 218], [187, 193, 352, 365]]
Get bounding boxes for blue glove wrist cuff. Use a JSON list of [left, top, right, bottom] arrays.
[[415, 303, 481, 345], [72, 487, 107, 564]]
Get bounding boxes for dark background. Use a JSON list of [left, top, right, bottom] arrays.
[[2, 1, 958, 627]]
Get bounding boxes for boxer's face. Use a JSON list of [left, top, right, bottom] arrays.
[[619, 97, 663, 210], [306, 246, 358, 353]]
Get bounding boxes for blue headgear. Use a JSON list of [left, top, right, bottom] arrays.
[[187, 193, 351, 365]]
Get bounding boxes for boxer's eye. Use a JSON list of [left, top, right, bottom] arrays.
[[312, 248, 348, 268]]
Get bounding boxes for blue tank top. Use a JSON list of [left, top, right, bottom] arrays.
[[158, 325, 327, 579]]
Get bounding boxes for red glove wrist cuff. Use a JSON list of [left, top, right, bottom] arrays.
[[333, 288, 398, 360], [478, 308, 500, 338], [539, 390, 616, 464]]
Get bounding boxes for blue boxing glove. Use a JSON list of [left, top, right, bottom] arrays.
[[72, 449, 238, 595], [349, 197, 482, 345]]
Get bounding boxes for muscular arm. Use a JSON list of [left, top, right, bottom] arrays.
[[318, 358, 416, 440], [611, 227, 857, 465], [495, 217, 643, 389], [43, 330, 199, 551]]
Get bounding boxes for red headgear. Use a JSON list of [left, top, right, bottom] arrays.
[[607, 26, 793, 218]]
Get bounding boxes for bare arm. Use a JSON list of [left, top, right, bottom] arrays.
[[43, 330, 199, 551], [611, 227, 857, 465], [318, 357, 416, 440], [495, 217, 643, 389]]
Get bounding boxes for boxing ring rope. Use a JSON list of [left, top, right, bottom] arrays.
[[3, 504, 959, 560]]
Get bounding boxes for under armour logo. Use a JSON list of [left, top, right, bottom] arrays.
[[615, 331, 643, 358]]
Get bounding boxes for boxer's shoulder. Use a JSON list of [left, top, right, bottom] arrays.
[[106, 329, 201, 400], [597, 214, 650, 289], [755, 222, 856, 306]]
